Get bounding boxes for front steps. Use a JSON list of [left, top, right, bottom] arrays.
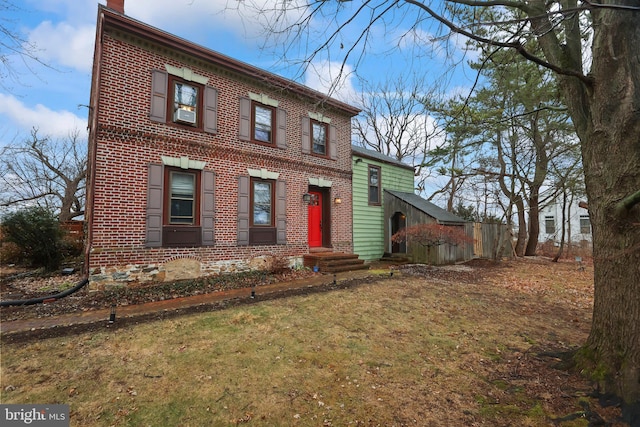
[[303, 251, 369, 273]]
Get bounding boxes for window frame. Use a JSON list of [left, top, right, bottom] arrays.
[[368, 164, 381, 206], [580, 215, 591, 234], [544, 215, 555, 234], [311, 120, 329, 157], [167, 75, 204, 129], [251, 101, 276, 145], [250, 178, 275, 227], [163, 167, 201, 226], [248, 177, 277, 245]]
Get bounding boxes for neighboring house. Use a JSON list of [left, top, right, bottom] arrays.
[[538, 197, 592, 248], [351, 146, 415, 261], [384, 190, 471, 265], [85, 1, 360, 287]]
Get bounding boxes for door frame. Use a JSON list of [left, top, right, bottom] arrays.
[[390, 211, 407, 253], [307, 185, 331, 248]]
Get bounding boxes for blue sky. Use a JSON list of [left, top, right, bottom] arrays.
[[0, 0, 477, 152]]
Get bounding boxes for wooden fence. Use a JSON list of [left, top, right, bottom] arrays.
[[465, 222, 513, 260]]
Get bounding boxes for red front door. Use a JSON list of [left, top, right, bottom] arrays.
[[307, 191, 323, 247]]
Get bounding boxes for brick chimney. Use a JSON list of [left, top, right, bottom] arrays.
[[106, 0, 124, 14]]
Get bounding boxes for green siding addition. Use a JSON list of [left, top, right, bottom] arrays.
[[352, 153, 414, 261]]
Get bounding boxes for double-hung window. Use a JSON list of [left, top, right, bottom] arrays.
[[253, 103, 275, 144], [169, 171, 196, 224], [368, 165, 381, 205], [169, 76, 202, 128], [162, 167, 202, 247], [150, 69, 218, 134], [311, 120, 328, 156], [580, 215, 591, 234], [545, 216, 555, 234], [252, 180, 273, 226], [249, 178, 276, 245]]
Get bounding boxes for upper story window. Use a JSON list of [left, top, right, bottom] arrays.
[[312, 120, 328, 156], [239, 97, 287, 149], [368, 165, 381, 205], [172, 80, 199, 126], [150, 69, 218, 134], [302, 115, 337, 159], [253, 103, 275, 144]]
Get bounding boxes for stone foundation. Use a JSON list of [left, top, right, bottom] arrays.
[[89, 255, 303, 290]]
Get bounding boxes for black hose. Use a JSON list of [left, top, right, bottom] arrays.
[[0, 277, 89, 307]]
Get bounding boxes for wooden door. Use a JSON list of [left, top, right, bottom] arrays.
[[307, 191, 323, 247]]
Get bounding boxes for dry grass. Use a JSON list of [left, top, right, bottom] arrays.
[[0, 257, 625, 426]]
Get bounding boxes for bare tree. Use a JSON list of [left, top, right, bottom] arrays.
[[0, 128, 86, 221], [353, 73, 437, 162], [241, 0, 640, 405]]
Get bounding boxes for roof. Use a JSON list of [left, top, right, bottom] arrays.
[[351, 145, 415, 171], [97, 5, 361, 117], [385, 190, 467, 225]]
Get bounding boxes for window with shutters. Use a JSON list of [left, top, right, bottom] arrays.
[[249, 177, 276, 244], [237, 175, 286, 246], [161, 167, 202, 247], [150, 70, 218, 134], [301, 116, 337, 160], [239, 97, 286, 148]]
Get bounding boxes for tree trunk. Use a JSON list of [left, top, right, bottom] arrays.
[[553, 9, 640, 406], [514, 198, 527, 256], [552, 189, 567, 262], [529, 0, 640, 405], [524, 192, 540, 256]]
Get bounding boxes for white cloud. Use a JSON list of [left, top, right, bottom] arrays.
[[27, 21, 95, 72], [124, 0, 307, 41], [304, 60, 358, 104], [0, 93, 87, 138]]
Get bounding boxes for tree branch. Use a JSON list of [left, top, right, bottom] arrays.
[[401, 0, 594, 84], [615, 190, 640, 218]]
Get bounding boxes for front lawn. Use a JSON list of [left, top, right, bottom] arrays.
[[0, 258, 625, 426]]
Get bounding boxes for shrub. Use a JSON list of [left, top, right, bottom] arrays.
[[1, 207, 64, 271]]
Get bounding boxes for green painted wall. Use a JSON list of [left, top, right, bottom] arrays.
[[352, 153, 414, 261]]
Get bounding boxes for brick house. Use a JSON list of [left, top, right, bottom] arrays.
[[85, 0, 360, 287]]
